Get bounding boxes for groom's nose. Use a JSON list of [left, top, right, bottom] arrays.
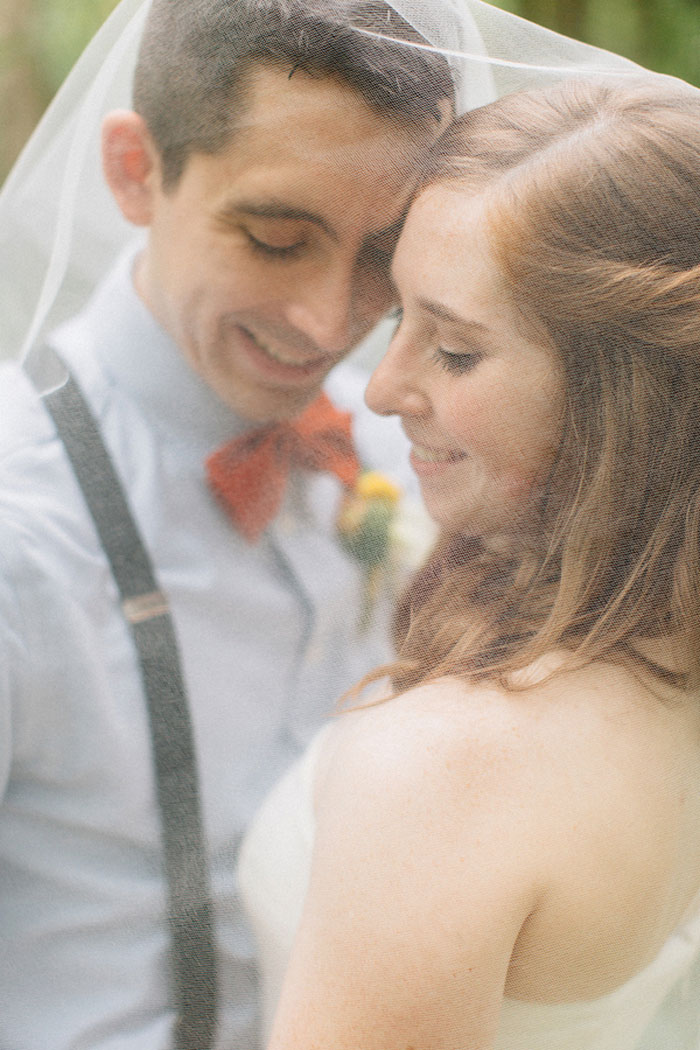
[[285, 264, 357, 356]]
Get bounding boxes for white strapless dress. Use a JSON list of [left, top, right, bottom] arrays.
[[238, 724, 700, 1049]]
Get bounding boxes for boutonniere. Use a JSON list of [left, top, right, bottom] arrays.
[[338, 470, 437, 630]]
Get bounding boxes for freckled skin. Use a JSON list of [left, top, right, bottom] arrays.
[[366, 187, 564, 544]]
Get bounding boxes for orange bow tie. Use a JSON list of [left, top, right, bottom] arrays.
[[206, 393, 360, 542]]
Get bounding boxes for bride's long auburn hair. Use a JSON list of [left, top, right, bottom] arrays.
[[376, 79, 700, 697]]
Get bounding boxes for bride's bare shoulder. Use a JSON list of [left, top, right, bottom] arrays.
[[317, 671, 557, 823], [318, 656, 695, 824]]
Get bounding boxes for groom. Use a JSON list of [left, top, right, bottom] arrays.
[[0, 1, 451, 1048]]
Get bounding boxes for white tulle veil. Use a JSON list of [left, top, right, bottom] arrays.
[[0, 0, 645, 385], [0, 1, 698, 1046]]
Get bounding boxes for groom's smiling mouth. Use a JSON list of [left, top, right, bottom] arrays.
[[237, 324, 335, 380]]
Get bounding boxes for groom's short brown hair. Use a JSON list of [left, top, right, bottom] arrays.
[[133, 0, 454, 187]]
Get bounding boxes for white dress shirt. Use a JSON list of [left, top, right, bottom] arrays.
[[0, 249, 413, 1049]]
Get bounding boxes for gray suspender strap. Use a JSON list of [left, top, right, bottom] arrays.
[[26, 349, 218, 1049]]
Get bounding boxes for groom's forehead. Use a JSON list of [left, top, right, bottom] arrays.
[[205, 62, 440, 187], [134, 0, 455, 190]]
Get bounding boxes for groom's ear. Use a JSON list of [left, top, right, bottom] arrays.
[[102, 110, 160, 226]]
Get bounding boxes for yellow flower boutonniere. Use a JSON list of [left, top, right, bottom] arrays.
[[337, 470, 403, 630]]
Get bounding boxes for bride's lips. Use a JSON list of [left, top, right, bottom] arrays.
[[409, 441, 468, 477], [237, 324, 334, 386]]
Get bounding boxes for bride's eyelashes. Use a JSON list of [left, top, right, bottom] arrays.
[[389, 310, 482, 376], [433, 347, 482, 375]]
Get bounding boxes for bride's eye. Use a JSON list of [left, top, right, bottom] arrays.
[[433, 347, 481, 375]]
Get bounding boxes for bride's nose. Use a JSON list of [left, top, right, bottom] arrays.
[[365, 332, 430, 418]]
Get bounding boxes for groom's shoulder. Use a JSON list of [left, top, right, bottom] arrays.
[[0, 362, 69, 580], [0, 360, 87, 546], [0, 361, 53, 463]]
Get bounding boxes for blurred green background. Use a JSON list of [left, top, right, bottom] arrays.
[[2, 0, 700, 183]]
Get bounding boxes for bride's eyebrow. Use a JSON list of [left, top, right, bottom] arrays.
[[417, 297, 489, 335]]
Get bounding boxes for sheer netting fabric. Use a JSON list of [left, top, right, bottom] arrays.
[[0, 0, 644, 383], [0, 2, 699, 1049]]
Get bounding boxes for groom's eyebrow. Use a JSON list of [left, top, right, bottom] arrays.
[[226, 199, 408, 253], [226, 199, 337, 240]]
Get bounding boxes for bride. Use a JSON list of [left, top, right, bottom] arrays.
[[239, 76, 700, 1049]]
